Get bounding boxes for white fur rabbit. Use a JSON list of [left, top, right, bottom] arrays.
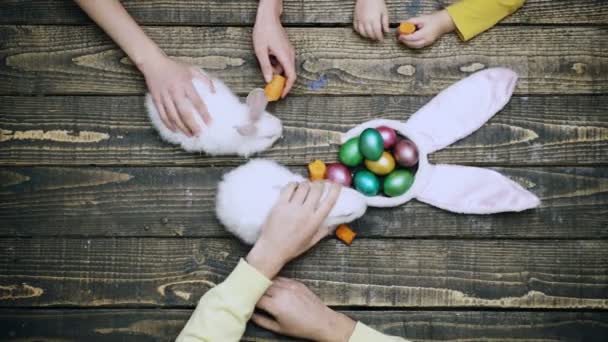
[[146, 75, 283, 157], [216, 159, 368, 244]]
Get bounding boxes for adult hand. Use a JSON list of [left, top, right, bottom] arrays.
[[398, 10, 455, 49], [354, 0, 389, 41], [254, 277, 356, 342], [140, 55, 215, 137], [246, 181, 341, 279], [253, 0, 296, 98]]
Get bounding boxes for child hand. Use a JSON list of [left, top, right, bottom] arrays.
[[246, 182, 341, 279], [354, 0, 389, 41], [398, 9, 455, 49], [254, 277, 356, 342], [140, 55, 214, 137]]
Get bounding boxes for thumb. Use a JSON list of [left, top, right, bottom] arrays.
[[256, 48, 273, 83], [382, 13, 389, 33]]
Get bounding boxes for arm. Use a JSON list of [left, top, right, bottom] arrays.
[[446, 0, 526, 41], [74, 0, 213, 136], [253, 0, 296, 98], [176, 182, 341, 341], [398, 0, 525, 48], [253, 278, 408, 342]]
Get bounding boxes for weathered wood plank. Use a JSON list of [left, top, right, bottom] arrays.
[[1, 0, 607, 25], [1, 26, 606, 95], [2, 309, 607, 342], [1, 96, 606, 166], [1, 166, 606, 238], [0, 238, 606, 308]]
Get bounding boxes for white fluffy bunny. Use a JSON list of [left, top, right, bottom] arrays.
[[146, 75, 283, 157], [216, 159, 368, 244]]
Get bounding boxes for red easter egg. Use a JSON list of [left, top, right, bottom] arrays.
[[393, 139, 419, 167], [376, 126, 398, 149], [326, 163, 352, 187]]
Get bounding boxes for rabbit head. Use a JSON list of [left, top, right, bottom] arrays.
[[341, 68, 540, 214], [216, 159, 368, 244], [146, 76, 282, 157]]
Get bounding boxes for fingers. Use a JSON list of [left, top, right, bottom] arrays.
[[251, 313, 282, 333], [314, 182, 341, 219], [163, 93, 191, 136], [152, 95, 175, 132], [382, 12, 389, 33], [256, 48, 274, 83], [399, 35, 428, 49], [194, 69, 215, 93], [278, 183, 298, 204], [175, 99, 201, 136], [291, 182, 311, 204], [303, 181, 324, 210], [372, 21, 383, 41], [256, 295, 276, 312], [186, 86, 211, 126], [274, 51, 296, 98]]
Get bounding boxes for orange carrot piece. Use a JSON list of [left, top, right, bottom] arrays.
[[264, 75, 286, 102], [398, 22, 417, 35], [335, 224, 357, 245], [308, 160, 327, 181]]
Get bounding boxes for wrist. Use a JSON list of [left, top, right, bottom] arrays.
[[246, 239, 287, 279], [320, 310, 357, 342], [133, 45, 167, 75], [436, 9, 456, 35], [257, 0, 283, 20]]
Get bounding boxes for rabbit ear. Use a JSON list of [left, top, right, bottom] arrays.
[[416, 164, 540, 214], [246, 88, 268, 122], [404, 68, 518, 153]]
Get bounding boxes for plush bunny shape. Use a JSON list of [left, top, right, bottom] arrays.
[[341, 67, 540, 213], [216, 159, 368, 244], [146, 76, 283, 157]]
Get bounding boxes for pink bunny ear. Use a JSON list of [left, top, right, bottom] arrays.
[[416, 164, 540, 214], [404, 68, 518, 154]]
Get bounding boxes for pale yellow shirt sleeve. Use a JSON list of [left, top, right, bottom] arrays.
[[349, 322, 409, 342], [446, 0, 525, 41], [176, 258, 272, 342]]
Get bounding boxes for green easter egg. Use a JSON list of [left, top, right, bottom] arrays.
[[354, 170, 380, 196], [339, 137, 364, 167], [359, 128, 384, 161], [383, 169, 415, 197]]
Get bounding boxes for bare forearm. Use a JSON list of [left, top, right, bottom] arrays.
[[257, 0, 283, 18], [73, 0, 164, 71]]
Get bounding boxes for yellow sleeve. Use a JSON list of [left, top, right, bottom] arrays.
[[349, 322, 410, 342], [446, 0, 525, 41], [176, 259, 272, 342]]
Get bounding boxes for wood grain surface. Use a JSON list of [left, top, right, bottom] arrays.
[[1, 166, 606, 238], [1, 95, 606, 166], [2, 309, 607, 341], [0, 238, 606, 308], [1, 0, 607, 25], [1, 26, 606, 95]]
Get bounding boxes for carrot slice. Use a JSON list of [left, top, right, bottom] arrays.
[[264, 75, 286, 102], [308, 160, 327, 181], [336, 224, 357, 245], [398, 22, 417, 35]]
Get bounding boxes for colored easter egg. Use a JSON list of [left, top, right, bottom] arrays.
[[359, 128, 384, 161], [339, 137, 364, 167], [364, 151, 396, 176], [326, 163, 352, 187], [376, 126, 398, 149], [354, 170, 380, 196], [384, 169, 415, 197], [393, 139, 419, 167]]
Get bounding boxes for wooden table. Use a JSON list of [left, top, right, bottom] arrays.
[[1, 1, 607, 340]]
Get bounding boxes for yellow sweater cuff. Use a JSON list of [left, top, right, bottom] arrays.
[[349, 321, 406, 342], [221, 258, 273, 307], [446, 0, 525, 42]]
